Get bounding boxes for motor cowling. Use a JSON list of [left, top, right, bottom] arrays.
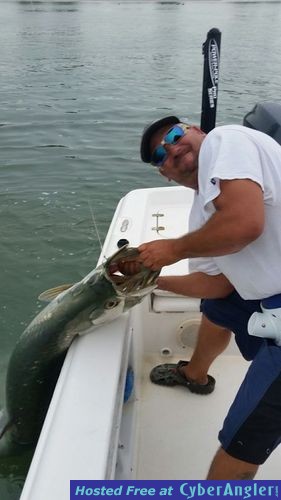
[[243, 102, 281, 145]]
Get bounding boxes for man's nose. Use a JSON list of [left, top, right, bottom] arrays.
[[164, 143, 178, 159]]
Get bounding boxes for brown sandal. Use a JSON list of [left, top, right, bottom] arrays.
[[150, 360, 215, 395]]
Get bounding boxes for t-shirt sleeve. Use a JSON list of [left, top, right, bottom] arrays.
[[199, 128, 265, 209], [189, 256, 221, 276]]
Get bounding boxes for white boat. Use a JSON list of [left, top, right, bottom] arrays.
[[20, 167, 281, 498]]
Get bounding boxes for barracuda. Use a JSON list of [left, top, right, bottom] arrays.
[[0, 245, 159, 457]]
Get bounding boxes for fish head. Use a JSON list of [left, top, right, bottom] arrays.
[[104, 245, 160, 299], [78, 245, 160, 328], [88, 294, 126, 327]]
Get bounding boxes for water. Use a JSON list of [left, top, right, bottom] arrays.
[[0, 0, 280, 497]]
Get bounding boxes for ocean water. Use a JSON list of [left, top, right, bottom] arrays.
[[0, 0, 281, 497]]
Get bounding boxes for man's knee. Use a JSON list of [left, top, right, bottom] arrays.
[[200, 298, 228, 328]]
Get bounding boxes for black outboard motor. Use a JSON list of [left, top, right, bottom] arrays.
[[243, 102, 281, 145]]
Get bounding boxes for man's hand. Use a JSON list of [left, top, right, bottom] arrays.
[[108, 259, 142, 277], [138, 239, 181, 270]]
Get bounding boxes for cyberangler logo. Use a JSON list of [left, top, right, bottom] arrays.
[[179, 482, 279, 499]]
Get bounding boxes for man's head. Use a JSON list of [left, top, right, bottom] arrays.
[[140, 116, 206, 189]]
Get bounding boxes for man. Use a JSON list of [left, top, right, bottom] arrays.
[[136, 115, 281, 479]]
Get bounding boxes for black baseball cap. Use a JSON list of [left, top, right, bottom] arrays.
[[140, 115, 180, 163]]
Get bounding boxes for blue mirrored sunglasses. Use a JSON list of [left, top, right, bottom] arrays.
[[151, 123, 190, 167]]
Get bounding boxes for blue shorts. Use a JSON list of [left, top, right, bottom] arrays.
[[201, 291, 281, 464]]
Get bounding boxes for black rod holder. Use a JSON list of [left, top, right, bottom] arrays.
[[200, 28, 221, 133]]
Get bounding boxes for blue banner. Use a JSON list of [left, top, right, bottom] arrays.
[[70, 480, 280, 499]]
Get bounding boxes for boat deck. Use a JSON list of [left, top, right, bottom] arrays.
[[136, 351, 281, 480]]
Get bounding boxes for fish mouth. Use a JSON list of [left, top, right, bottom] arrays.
[[104, 245, 160, 297]]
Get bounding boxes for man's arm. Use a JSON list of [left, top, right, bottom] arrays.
[[139, 179, 264, 269], [157, 272, 234, 299]]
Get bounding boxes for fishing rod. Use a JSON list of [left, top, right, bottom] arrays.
[[200, 28, 221, 133]]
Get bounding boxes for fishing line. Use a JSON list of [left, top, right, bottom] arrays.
[[87, 201, 107, 262]]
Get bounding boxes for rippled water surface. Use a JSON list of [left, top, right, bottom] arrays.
[[0, 0, 281, 497]]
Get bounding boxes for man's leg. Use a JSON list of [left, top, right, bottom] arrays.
[[206, 340, 281, 479], [150, 314, 231, 391], [181, 314, 231, 385], [207, 447, 258, 479]]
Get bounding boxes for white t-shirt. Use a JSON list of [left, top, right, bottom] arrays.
[[189, 125, 281, 300]]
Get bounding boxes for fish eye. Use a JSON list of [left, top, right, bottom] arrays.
[[105, 299, 120, 310]]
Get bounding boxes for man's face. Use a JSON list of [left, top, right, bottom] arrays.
[[150, 124, 206, 189]]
